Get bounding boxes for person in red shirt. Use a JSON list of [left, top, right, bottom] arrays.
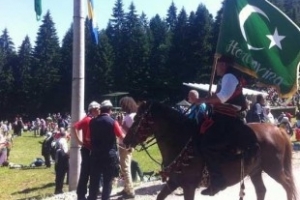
[[74, 101, 100, 200]]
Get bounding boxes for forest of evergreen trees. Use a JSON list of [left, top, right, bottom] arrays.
[[0, 0, 299, 119]]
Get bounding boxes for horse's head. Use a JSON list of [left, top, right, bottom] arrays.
[[123, 101, 154, 148]]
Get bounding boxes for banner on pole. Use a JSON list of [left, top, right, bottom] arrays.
[[216, 0, 300, 98]]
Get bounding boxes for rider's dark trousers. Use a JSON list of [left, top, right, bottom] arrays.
[[201, 113, 258, 182]]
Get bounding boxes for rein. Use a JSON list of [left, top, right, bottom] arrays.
[[135, 136, 157, 152], [138, 143, 162, 166], [133, 103, 196, 181]]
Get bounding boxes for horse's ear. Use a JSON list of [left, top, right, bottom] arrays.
[[137, 100, 147, 107]]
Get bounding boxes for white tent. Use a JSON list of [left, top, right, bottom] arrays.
[[183, 83, 268, 96]]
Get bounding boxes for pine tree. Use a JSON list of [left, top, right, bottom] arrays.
[[59, 25, 73, 112], [187, 4, 213, 83], [108, 0, 126, 90], [166, 2, 178, 31], [32, 10, 61, 113], [168, 8, 189, 83], [148, 14, 172, 100], [14, 36, 33, 114], [0, 29, 16, 115], [121, 2, 150, 97]]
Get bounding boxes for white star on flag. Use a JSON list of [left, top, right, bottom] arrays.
[[266, 28, 285, 49]]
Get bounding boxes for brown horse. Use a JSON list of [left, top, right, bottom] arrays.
[[123, 101, 297, 200]]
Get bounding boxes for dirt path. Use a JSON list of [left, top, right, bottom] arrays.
[[109, 151, 300, 200], [47, 151, 300, 200]]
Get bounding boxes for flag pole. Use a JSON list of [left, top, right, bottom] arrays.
[[208, 54, 220, 96], [69, 0, 85, 191], [208, 0, 227, 96]]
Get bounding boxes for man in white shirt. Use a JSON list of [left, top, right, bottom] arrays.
[[54, 130, 69, 194]]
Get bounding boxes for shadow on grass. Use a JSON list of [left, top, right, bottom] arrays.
[[12, 182, 55, 197]]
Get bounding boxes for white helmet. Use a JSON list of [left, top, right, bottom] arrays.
[[100, 100, 113, 108], [88, 101, 100, 111]]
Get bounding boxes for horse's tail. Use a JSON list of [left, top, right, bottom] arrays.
[[280, 128, 297, 200]]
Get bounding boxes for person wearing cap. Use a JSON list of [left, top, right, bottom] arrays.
[[88, 100, 125, 200], [74, 101, 100, 200], [54, 129, 69, 194], [195, 55, 258, 196]]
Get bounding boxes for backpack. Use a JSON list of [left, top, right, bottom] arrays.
[[42, 136, 54, 156], [50, 140, 59, 160]]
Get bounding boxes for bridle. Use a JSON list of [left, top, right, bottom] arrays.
[[129, 103, 162, 166], [132, 103, 154, 145], [130, 102, 196, 181]]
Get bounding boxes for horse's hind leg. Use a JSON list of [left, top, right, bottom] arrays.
[[250, 170, 266, 200], [265, 168, 296, 200], [263, 147, 297, 200], [156, 179, 178, 200]]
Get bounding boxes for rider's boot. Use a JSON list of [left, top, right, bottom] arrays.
[[201, 157, 226, 196]]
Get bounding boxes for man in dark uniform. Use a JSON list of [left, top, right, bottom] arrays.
[[88, 100, 124, 200], [196, 55, 258, 196]]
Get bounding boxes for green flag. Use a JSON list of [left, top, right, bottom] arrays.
[[216, 0, 300, 98]]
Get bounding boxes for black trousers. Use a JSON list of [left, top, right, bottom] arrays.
[[88, 156, 114, 200], [201, 113, 257, 178], [131, 160, 143, 181], [43, 153, 51, 167], [54, 151, 69, 194], [76, 147, 91, 198]]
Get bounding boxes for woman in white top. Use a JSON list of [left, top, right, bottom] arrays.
[[117, 96, 138, 199]]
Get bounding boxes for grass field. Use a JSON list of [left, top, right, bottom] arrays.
[[0, 131, 161, 200]]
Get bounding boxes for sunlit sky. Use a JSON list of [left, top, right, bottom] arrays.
[[0, 0, 223, 48]]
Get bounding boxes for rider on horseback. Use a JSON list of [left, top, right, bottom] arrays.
[[196, 55, 259, 196]]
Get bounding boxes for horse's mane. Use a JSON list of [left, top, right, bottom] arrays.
[[149, 101, 185, 118], [147, 101, 197, 132]]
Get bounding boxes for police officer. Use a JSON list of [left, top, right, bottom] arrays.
[[88, 100, 124, 200]]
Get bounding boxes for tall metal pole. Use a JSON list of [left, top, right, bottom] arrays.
[[69, 0, 85, 191]]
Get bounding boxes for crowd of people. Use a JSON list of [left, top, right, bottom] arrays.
[[0, 99, 146, 200], [46, 97, 142, 200]]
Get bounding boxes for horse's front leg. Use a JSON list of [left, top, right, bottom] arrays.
[[156, 179, 178, 200], [182, 186, 196, 200]]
